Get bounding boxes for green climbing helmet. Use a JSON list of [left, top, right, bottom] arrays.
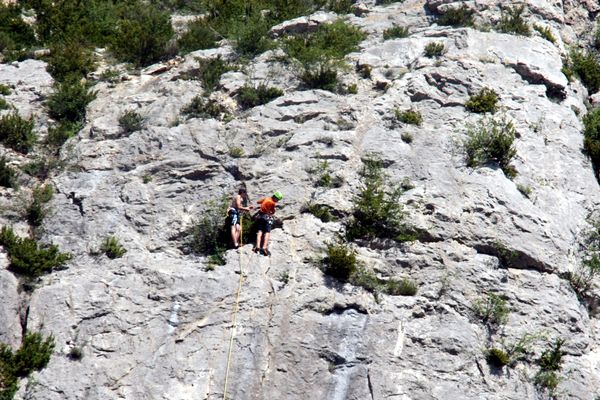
[[273, 191, 283, 201]]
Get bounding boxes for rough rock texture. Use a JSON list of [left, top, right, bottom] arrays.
[[3, 0, 600, 399]]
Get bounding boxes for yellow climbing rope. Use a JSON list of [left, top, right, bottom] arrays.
[[222, 217, 246, 400]]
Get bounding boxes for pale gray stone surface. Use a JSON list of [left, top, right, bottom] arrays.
[[2, 1, 600, 399]]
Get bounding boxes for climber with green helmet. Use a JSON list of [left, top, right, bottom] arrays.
[[253, 191, 283, 256]]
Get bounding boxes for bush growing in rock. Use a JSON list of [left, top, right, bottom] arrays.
[[424, 42, 444, 58], [300, 65, 340, 92], [177, 18, 218, 54], [109, 1, 174, 66], [0, 332, 54, 399], [228, 146, 244, 158], [382, 25, 409, 40], [534, 339, 565, 396], [0, 84, 10, 95], [237, 84, 283, 109], [0, 112, 36, 154], [473, 293, 509, 327], [46, 41, 96, 81], [485, 347, 510, 368], [47, 77, 96, 123], [21, 157, 62, 180], [497, 5, 531, 36], [322, 242, 357, 281], [0, 226, 71, 277], [182, 96, 228, 120], [46, 121, 81, 147], [231, 16, 274, 57], [308, 159, 344, 188], [195, 56, 235, 93], [384, 277, 418, 296], [570, 49, 600, 93], [119, 110, 144, 135], [100, 236, 127, 259], [285, 20, 366, 67], [346, 158, 409, 241], [26, 184, 53, 227], [67, 346, 83, 361], [465, 87, 498, 114], [0, 157, 17, 189], [11, 333, 55, 378], [567, 216, 600, 300], [583, 106, 600, 170], [0, 3, 37, 60], [326, 0, 354, 14], [395, 109, 422, 125], [186, 199, 228, 264], [435, 4, 474, 27], [0, 98, 9, 110], [284, 20, 366, 92], [302, 202, 335, 222], [463, 116, 517, 177], [533, 24, 556, 43]]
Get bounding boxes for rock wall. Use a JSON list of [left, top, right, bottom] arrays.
[[2, 0, 600, 399]]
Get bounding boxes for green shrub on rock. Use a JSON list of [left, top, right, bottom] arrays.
[[0, 3, 37, 58], [100, 236, 127, 259], [284, 20, 366, 92], [237, 84, 283, 109], [322, 242, 357, 281], [194, 56, 235, 93], [46, 41, 96, 81], [465, 87, 499, 114], [383, 25, 409, 40], [11, 333, 55, 378], [583, 108, 600, 169], [0, 157, 17, 189], [346, 158, 408, 241], [384, 277, 418, 296], [0, 332, 54, 399], [182, 96, 228, 120], [395, 109, 422, 125], [533, 24, 556, 43], [285, 20, 366, 67], [435, 4, 474, 27], [47, 77, 96, 123], [424, 42, 444, 58], [110, 1, 174, 66], [0, 112, 36, 154], [497, 5, 531, 36], [570, 49, 600, 93], [463, 116, 517, 177], [485, 347, 510, 368], [118, 110, 144, 135], [0, 226, 71, 278], [300, 64, 340, 92], [46, 121, 81, 147], [177, 18, 218, 54], [473, 293, 509, 327], [26, 184, 53, 227]]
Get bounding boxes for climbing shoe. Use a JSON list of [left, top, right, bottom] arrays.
[[252, 247, 259, 254], [262, 249, 270, 256]]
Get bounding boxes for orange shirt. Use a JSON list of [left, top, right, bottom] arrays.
[[258, 197, 276, 215]]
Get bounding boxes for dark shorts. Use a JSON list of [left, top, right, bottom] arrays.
[[256, 214, 273, 233], [228, 208, 240, 226]]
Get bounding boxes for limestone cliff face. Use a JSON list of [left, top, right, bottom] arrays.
[[2, 1, 600, 399]]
